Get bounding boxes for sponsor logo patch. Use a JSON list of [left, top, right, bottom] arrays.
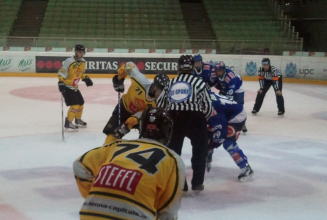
[[93, 164, 143, 195], [169, 81, 192, 103]]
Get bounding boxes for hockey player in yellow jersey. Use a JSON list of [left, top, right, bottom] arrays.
[[74, 107, 185, 220], [58, 44, 93, 131], [103, 61, 170, 145]]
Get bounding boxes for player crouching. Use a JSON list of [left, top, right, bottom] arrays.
[[207, 92, 254, 181]]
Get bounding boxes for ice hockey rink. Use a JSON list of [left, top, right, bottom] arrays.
[[0, 77, 326, 220]]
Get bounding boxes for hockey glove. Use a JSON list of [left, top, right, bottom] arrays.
[[83, 76, 93, 87], [214, 82, 223, 91], [58, 81, 66, 93], [219, 90, 227, 96], [112, 75, 125, 93], [113, 124, 130, 139]]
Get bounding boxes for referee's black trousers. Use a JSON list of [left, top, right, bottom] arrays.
[[168, 111, 208, 189], [253, 77, 285, 112]]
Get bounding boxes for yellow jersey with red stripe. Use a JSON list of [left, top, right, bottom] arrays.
[[58, 56, 87, 90], [117, 62, 156, 114], [73, 139, 185, 220]]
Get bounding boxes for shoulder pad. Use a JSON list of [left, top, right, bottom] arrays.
[[203, 64, 210, 70], [225, 75, 231, 83], [226, 71, 235, 79], [64, 57, 75, 65]]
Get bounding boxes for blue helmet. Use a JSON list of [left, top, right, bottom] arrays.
[[214, 61, 226, 72], [194, 54, 203, 71], [194, 54, 203, 62]]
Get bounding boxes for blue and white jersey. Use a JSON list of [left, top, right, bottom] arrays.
[[209, 92, 244, 122], [193, 62, 216, 87], [215, 69, 244, 100]]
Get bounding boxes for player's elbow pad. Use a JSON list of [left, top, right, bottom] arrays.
[[117, 65, 127, 79]]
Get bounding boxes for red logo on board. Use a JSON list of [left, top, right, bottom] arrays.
[[137, 62, 145, 70], [309, 52, 315, 56]]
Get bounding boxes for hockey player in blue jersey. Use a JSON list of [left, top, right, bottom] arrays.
[[193, 54, 216, 88], [207, 91, 253, 181], [213, 61, 247, 133]]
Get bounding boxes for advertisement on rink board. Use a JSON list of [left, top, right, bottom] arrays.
[[0, 52, 325, 80], [0, 56, 35, 73], [36, 56, 179, 74]]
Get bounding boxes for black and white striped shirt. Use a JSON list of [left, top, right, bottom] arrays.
[[258, 66, 282, 91], [156, 86, 169, 110], [157, 73, 212, 119]]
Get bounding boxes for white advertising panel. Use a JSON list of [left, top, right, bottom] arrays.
[[0, 55, 35, 73]]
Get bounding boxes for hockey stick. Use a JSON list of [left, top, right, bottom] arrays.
[[118, 92, 121, 128], [61, 95, 65, 141]]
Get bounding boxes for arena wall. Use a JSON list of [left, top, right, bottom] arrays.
[[0, 51, 327, 85]]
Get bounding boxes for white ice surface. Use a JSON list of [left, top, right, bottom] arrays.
[[0, 77, 326, 220]]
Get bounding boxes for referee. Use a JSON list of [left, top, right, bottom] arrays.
[[164, 55, 212, 193], [252, 58, 285, 116]]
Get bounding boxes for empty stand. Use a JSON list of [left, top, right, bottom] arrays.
[[0, 0, 22, 37], [0, 0, 302, 53], [180, 0, 216, 49], [203, 0, 298, 54], [9, 0, 48, 47], [39, 0, 190, 49], [12, 0, 48, 37]]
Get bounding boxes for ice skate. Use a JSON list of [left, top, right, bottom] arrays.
[[191, 184, 204, 195], [65, 118, 78, 131], [241, 124, 248, 133], [75, 118, 87, 128], [238, 163, 253, 182], [278, 111, 285, 116], [251, 110, 257, 115]]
